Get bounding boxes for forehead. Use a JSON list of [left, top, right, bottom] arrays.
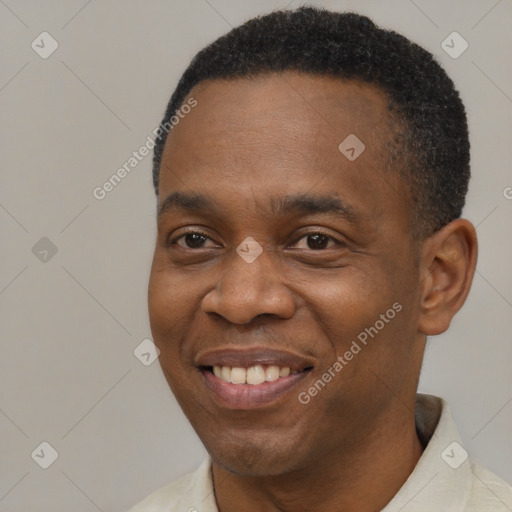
[[158, 72, 407, 227], [171, 72, 391, 146]]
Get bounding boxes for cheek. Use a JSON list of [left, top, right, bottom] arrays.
[[298, 266, 393, 336], [148, 256, 216, 376], [297, 263, 416, 385], [148, 253, 198, 325], [148, 264, 192, 363], [148, 269, 172, 334], [148, 270, 193, 400]]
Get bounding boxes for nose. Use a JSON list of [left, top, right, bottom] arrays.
[[201, 248, 296, 324]]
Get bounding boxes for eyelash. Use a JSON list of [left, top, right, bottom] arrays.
[[167, 229, 210, 247], [167, 229, 342, 250]]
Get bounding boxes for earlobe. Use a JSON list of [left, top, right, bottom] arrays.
[[417, 219, 478, 336]]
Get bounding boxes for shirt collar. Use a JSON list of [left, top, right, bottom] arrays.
[[382, 393, 472, 511]]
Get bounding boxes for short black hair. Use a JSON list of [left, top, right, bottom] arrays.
[[153, 6, 470, 238]]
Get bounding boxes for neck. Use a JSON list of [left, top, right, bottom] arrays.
[[212, 397, 424, 512]]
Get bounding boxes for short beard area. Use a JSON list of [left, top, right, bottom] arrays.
[[205, 424, 316, 477], [206, 415, 374, 486], [199, 399, 368, 479]]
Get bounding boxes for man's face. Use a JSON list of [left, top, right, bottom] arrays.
[[148, 72, 425, 476]]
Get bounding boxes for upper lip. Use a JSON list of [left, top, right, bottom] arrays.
[[195, 347, 315, 372]]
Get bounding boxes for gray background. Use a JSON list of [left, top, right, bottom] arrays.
[[0, 0, 510, 511]]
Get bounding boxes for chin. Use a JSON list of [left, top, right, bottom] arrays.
[[211, 450, 300, 477], [205, 432, 306, 477]]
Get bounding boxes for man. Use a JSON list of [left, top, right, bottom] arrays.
[[132, 6, 511, 511]]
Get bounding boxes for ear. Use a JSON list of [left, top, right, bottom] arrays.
[[417, 219, 478, 336]]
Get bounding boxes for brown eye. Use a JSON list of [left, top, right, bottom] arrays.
[[306, 233, 330, 249], [182, 233, 208, 248], [169, 230, 215, 249], [292, 232, 338, 250]]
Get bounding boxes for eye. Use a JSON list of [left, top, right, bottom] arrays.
[[167, 229, 342, 251], [169, 230, 217, 249], [291, 232, 340, 250]]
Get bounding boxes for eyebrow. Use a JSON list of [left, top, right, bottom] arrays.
[[158, 192, 219, 217], [273, 193, 359, 223], [158, 191, 359, 223]]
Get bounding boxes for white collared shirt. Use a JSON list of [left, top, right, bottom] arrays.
[[130, 394, 512, 511]]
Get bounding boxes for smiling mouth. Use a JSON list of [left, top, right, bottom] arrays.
[[199, 364, 314, 409], [204, 364, 312, 385]]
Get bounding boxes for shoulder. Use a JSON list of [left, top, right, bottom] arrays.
[[128, 458, 213, 512], [466, 459, 512, 511], [129, 472, 192, 512]]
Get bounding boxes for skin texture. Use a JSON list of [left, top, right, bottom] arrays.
[[148, 72, 477, 512]]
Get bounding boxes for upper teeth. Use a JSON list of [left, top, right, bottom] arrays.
[[213, 365, 296, 385]]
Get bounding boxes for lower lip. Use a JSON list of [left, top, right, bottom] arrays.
[[201, 369, 311, 409]]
